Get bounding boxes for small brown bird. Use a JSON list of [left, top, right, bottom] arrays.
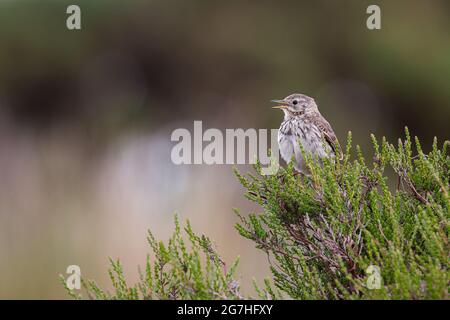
[[272, 93, 343, 173]]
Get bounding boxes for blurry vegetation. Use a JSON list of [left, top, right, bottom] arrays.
[[0, 1, 449, 143], [67, 130, 449, 299]]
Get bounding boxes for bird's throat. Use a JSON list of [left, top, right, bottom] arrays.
[[284, 110, 304, 120]]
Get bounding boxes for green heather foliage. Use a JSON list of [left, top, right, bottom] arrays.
[[63, 129, 449, 299], [235, 129, 449, 299], [61, 216, 242, 300]]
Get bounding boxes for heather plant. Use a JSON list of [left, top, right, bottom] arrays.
[[235, 129, 449, 299], [63, 129, 449, 299], [61, 216, 242, 300]]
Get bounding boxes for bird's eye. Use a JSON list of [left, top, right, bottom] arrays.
[[292, 100, 298, 105]]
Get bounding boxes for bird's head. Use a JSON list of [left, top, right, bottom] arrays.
[[272, 93, 317, 117]]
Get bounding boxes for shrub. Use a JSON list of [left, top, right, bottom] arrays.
[[61, 216, 242, 299], [234, 129, 449, 299], [63, 129, 449, 299]]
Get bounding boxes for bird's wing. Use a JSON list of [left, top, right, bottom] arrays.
[[311, 114, 343, 160]]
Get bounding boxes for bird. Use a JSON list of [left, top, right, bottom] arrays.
[[272, 93, 343, 174]]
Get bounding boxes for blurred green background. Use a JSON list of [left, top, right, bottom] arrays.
[[0, 0, 449, 298]]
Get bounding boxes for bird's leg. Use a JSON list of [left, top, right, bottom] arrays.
[[397, 175, 402, 191]]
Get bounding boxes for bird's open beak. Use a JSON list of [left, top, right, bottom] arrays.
[[271, 99, 288, 109]]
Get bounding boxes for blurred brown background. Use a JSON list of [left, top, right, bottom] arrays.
[[0, 0, 449, 298]]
